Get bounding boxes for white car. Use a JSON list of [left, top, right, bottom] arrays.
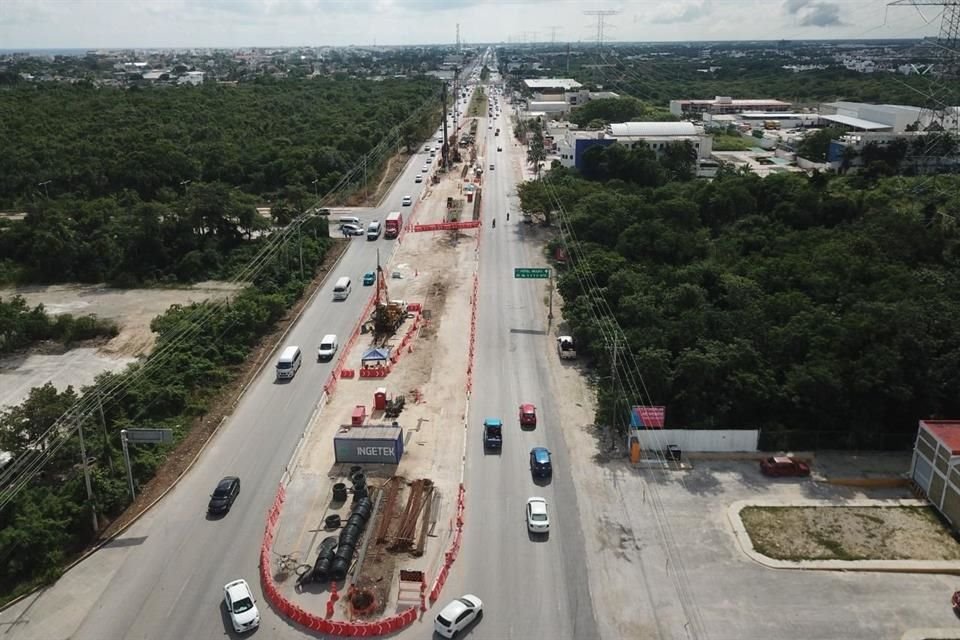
[[421, 165, 430, 173], [415, 175, 423, 183], [434, 594, 483, 638], [223, 579, 260, 633], [526, 497, 549, 533], [402, 195, 412, 206]]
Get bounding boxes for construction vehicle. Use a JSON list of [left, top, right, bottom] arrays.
[[371, 252, 408, 341]]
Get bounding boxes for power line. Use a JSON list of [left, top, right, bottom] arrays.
[[0, 89, 444, 512]]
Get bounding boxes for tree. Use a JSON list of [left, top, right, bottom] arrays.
[[527, 126, 547, 179], [0, 383, 78, 457], [797, 127, 845, 163]]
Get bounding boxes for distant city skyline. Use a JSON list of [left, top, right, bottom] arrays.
[[0, 0, 946, 50]]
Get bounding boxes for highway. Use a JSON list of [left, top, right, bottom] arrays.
[[0, 110, 440, 640], [432, 65, 601, 638]]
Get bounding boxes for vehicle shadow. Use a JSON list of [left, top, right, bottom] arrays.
[[219, 600, 259, 638], [527, 529, 549, 543], [531, 475, 552, 488]]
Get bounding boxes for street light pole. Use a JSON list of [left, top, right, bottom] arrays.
[[38, 180, 51, 199], [179, 179, 191, 196], [312, 179, 319, 201]]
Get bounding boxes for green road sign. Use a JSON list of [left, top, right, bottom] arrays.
[[514, 267, 550, 279]]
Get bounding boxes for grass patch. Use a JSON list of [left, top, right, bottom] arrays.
[[712, 134, 753, 151], [740, 505, 960, 562]]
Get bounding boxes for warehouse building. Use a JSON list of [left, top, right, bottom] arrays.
[[820, 101, 925, 133], [910, 420, 960, 530], [557, 122, 712, 170], [670, 96, 792, 118]]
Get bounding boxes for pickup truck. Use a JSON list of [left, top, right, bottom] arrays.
[[557, 336, 576, 360]]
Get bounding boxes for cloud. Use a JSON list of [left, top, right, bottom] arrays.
[[799, 2, 844, 26], [0, 0, 54, 26], [783, 0, 844, 27], [650, 1, 712, 25], [784, 0, 812, 14]]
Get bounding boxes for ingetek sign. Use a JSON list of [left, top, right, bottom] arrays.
[[357, 446, 395, 457]]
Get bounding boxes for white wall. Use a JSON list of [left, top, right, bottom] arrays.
[[628, 429, 758, 452]]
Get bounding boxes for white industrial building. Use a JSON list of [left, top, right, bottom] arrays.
[[557, 122, 712, 170], [820, 101, 958, 134], [521, 78, 618, 117], [670, 96, 792, 117], [178, 71, 205, 86]]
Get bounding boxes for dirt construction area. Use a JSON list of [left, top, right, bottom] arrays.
[[270, 157, 479, 620], [0, 281, 239, 410], [741, 505, 960, 561]]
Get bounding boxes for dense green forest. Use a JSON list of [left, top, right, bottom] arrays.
[[0, 78, 438, 206], [520, 162, 960, 449], [0, 78, 439, 285], [0, 76, 438, 599], [0, 296, 118, 354], [0, 215, 331, 599]]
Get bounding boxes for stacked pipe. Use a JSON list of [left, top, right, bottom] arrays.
[[330, 496, 373, 581]]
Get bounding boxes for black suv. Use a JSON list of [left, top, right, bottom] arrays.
[[208, 476, 240, 515], [530, 447, 552, 478]]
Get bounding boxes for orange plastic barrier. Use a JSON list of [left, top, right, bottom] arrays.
[[340, 368, 355, 379]]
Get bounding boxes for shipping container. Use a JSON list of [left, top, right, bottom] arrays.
[[334, 426, 404, 464]]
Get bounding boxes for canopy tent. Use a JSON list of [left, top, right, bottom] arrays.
[[361, 347, 392, 364]]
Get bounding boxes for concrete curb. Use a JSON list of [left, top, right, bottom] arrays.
[[0, 243, 351, 614], [727, 498, 960, 574], [901, 629, 960, 640]]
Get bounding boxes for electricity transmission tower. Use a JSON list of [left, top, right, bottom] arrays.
[[584, 10, 619, 49], [890, 1, 959, 127]]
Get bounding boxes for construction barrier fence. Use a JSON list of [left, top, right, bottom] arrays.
[[260, 481, 422, 637]]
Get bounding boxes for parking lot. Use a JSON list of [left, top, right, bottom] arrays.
[[553, 399, 959, 640]]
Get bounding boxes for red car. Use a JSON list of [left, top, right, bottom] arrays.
[[760, 456, 811, 477], [519, 403, 537, 428]]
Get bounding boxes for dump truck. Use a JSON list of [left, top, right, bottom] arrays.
[[557, 336, 576, 360]]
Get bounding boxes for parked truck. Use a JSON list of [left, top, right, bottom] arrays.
[[385, 211, 403, 239], [557, 336, 576, 360]]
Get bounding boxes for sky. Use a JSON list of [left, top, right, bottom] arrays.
[[0, 0, 947, 50]]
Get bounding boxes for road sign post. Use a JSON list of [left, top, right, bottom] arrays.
[[121, 428, 174, 500], [513, 267, 550, 279], [514, 267, 553, 321]]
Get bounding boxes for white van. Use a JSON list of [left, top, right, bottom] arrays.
[[275, 346, 302, 380], [366, 221, 382, 240], [338, 216, 361, 228], [317, 334, 339, 361], [333, 276, 352, 301]]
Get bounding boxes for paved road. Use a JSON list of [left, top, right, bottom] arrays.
[[434, 67, 601, 639], [0, 115, 440, 640]]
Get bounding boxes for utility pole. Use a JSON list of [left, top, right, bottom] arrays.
[[77, 416, 99, 532], [549, 26, 561, 45], [297, 220, 304, 280], [98, 392, 114, 473], [608, 334, 624, 440]]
